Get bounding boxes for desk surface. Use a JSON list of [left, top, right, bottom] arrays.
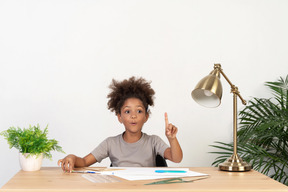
[[1, 167, 288, 192]]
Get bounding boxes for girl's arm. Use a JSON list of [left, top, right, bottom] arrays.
[[164, 138, 182, 163], [57, 153, 97, 172], [163, 112, 183, 163]]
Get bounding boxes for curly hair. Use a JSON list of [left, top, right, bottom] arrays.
[[107, 76, 155, 115]]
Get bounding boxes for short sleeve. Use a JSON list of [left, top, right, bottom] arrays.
[[152, 135, 169, 157], [90, 139, 109, 163]]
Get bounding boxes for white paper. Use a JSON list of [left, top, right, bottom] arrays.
[[82, 174, 122, 183], [101, 167, 208, 181]]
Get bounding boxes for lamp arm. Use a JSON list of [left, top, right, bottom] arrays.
[[215, 64, 247, 105]]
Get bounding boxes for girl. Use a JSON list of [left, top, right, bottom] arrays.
[[58, 76, 182, 172]]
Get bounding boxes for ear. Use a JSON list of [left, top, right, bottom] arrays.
[[117, 114, 123, 124], [144, 113, 149, 122]]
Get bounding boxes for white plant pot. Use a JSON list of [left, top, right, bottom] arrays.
[[19, 153, 43, 171]]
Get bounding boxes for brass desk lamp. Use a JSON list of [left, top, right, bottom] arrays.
[[191, 63, 252, 172]]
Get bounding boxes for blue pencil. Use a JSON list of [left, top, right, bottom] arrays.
[[155, 170, 187, 173]]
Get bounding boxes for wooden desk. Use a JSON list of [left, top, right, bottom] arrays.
[[1, 167, 288, 192]]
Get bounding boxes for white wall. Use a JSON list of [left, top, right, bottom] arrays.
[[0, 0, 287, 187]]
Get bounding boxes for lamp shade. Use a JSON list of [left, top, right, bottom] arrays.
[[191, 69, 222, 108]]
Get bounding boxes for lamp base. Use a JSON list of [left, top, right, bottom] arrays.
[[219, 154, 252, 172]]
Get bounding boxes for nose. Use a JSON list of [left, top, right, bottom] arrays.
[[131, 113, 137, 119]]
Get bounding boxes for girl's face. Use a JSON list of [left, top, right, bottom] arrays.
[[117, 97, 149, 134]]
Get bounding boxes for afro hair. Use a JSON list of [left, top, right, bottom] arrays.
[[107, 76, 155, 115]]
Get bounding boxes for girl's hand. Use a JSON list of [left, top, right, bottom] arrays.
[[165, 112, 178, 139], [57, 155, 76, 173]]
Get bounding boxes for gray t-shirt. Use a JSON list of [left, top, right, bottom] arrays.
[[91, 132, 169, 167]]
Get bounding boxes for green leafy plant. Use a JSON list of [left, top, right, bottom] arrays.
[[210, 75, 288, 185], [1, 124, 64, 159]]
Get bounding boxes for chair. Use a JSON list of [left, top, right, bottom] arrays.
[[156, 154, 167, 167], [110, 155, 167, 167]]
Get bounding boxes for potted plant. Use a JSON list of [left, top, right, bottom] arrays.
[[1, 124, 64, 171], [210, 75, 288, 185]]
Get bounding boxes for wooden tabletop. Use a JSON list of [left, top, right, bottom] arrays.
[[1, 167, 288, 192]]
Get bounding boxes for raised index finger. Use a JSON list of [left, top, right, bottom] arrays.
[[165, 112, 169, 127]]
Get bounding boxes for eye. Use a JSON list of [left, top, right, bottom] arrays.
[[124, 110, 130, 114], [137, 110, 143, 113]]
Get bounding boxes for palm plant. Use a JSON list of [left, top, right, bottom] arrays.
[[210, 75, 288, 185]]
